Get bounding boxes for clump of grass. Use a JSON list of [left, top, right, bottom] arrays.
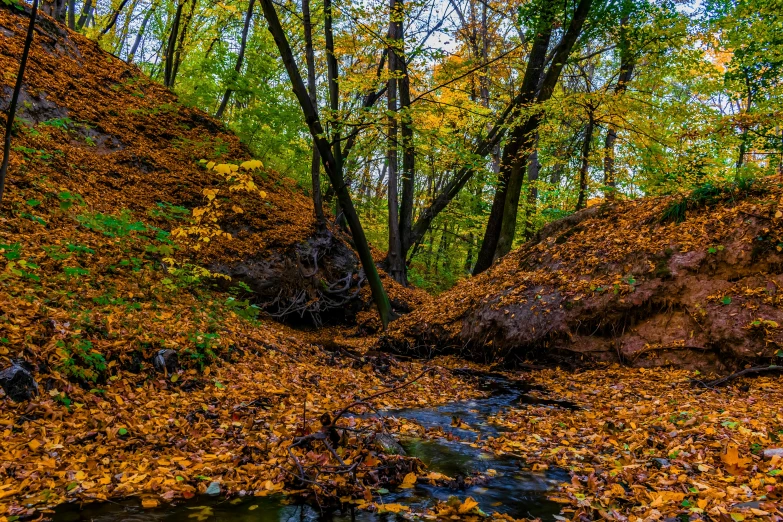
[[659, 178, 764, 224]]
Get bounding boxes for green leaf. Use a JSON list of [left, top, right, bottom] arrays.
[[721, 296, 732, 305], [118, 428, 128, 436]]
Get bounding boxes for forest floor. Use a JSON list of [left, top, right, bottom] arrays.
[[1, 5, 783, 522]]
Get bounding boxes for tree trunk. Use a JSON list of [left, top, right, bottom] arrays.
[[76, 0, 92, 30], [163, 1, 183, 88], [128, 1, 155, 62], [386, 0, 405, 284], [302, 0, 324, 221], [67, 0, 75, 29], [215, 0, 255, 119], [397, 0, 415, 279], [259, 0, 392, 328], [521, 135, 540, 239], [475, 0, 593, 274], [576, 115, 595, 210], [473, 0, 556, 273], [603, 15, 635, 198], [169, 0, 197, 87], [0, 0, 39, 207], [100, 0, 132, 36]]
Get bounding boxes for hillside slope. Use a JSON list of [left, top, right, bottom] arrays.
[[381, 179, 783, 371], [0, 3, 425, 329]]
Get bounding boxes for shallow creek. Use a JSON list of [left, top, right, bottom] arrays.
[[55, 373, 576, 521]]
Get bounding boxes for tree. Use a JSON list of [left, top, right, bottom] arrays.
[[215, 0, 256, 119], [1, 0, 39, 207], [258, 0, 393, 328], [474, 0, 594, 273]]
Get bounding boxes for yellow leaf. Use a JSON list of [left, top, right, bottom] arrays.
[[399, 472, 417, 489], [213, 164, 232, 175], [142, 498, 159, 508], [458, 497, 480, 514], [377, 503, 409, 514], [258, 191, 267, 199], [206, 161, 216, 169], [75, 470, 86, 481], [28, 439, 41, 451], [232, 205, 244, 214]]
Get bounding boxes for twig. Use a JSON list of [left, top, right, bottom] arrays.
[[330, 367, 434, 425], [703, 365, 783, 388]]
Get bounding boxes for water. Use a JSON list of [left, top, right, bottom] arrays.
[[54, 373, 575, 521]]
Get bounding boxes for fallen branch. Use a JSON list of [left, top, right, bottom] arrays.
[[704, 365, 783, 388]]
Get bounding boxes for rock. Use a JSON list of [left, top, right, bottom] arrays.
[[651, 458, 671, 469], [0, 361, 38, 402], [153, 349, 178, 373], [205, 481, 221, 496], [374, 433, 406, 456], [763, 448, 783, 459]]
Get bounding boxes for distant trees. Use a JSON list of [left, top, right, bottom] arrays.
[[7, 0, 781, 292]]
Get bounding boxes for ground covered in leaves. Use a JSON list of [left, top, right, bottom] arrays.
[[386, 366, 783, 521], [0, 346, 481, 518]]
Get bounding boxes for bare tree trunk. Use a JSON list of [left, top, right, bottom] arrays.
[[128, 1, 155, 62], [386, 0, 405, 284], [576, 114, 595, 210], [1, 0, 39, 207], [169, 0, 197, 87], [215, 0, 255, 118], [603, 14, 635, 199], [302, 0, 323, 221], [163, 1, 184, 88], [521, 134, 540, 239], [100, 0, 131, 36], [258, 0, 392, 328], [76, 0, 92, 30], [474, 0, 556, 272], [67, 0, 75, 28], [475, 0, 593, 273], [397, 0, 415, 282]]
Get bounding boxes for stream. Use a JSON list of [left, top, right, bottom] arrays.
[[54, 373, 576, 521]]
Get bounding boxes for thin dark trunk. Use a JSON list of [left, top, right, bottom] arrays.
[[603, 15, 635, 198], [576, 116, 594, 210], [100, 0, 131, 36], [169, 0, 197, 87], [67, 0, 75, 29], [736, 130, 748, 171], [76, 0, 92, 30], [302, 0, 323, 221], [397, 3, 414, 280], [259, 0, 392, 328], [386, 0, 405, 284], [324, 0, 345, 230], [464, 231, 474, 272], [521, 135, 540, 239], [1, 0, 39, 207], [163, 1, 183, 88], [128, 2, 155, 62], [215, 0, 255, 119]]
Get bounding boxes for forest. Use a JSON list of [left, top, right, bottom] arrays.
[[1, 0, 783, 519]]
